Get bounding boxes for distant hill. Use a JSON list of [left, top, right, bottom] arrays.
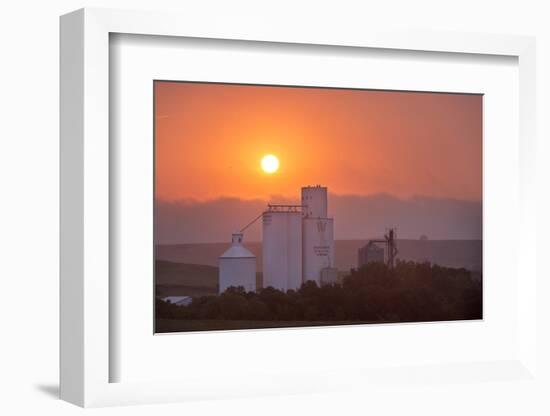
[[336, 239, 482, 272], [155, 260, 218, 297], [156, 239, 482, 273]]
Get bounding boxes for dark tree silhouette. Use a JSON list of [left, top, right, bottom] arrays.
[[156, 261, 482, 326]]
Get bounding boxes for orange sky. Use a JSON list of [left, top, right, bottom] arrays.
[[155, 81, 482, 202]]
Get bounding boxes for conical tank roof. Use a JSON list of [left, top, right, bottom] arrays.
[[219, 233, 256, 259]]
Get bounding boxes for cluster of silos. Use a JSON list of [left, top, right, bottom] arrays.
[[262, 185, 336, 291], [218, 185, 336, 294]]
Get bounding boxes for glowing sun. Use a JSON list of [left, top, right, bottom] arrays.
[[261, 154, 279, 174]]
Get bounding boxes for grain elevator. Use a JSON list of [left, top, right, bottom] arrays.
[[262, 206, 303, 292], [301, 186, 336, 286], [218, 185, 336, 293]]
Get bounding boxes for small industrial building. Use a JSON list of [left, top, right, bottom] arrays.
[[218, 233, 256, 294], [161, 296, 192, 306], [358, 242, 385, 267]]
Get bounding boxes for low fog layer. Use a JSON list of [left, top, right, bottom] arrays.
[[155, 193, 482, 244]]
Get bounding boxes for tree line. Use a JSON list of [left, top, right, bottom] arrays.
[[156, 261, 482, 324]]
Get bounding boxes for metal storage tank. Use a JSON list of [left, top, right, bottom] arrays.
[[302, 217, 334, 285], [262, 207, 303, 291], [218, 233, 256, 294], [301, 185, 328, 218]]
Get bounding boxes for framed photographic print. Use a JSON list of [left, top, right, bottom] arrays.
[[153, 81, 483, 334], [60, 8, 538, 408]]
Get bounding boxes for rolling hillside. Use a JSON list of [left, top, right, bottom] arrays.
[[156, 239, 482, 273], [155, 261, 218, 297], [156, 239, 481, 298]]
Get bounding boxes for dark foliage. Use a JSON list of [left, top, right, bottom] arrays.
[[156, 261, 482, 324]]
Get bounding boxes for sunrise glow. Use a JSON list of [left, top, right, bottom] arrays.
[[154, 81, 482, 202]]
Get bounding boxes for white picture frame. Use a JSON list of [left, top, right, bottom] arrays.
[[60, 7, 538, 408]]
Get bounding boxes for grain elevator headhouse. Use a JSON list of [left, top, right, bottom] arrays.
[[301, 186, 336, 286]]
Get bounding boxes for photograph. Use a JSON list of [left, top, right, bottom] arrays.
[[154, 81, 483, 333]]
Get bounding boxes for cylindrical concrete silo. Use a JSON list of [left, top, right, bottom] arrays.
[[301, 185, 328, 218], [262, 208, 302, 291], [301, 185, 335, 285], [302, 217, 334, 285], [219, 233, 256, 294]]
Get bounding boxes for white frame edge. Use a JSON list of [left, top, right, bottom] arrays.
[[60, 7, 537, 407], [60, 9, 85, 406]]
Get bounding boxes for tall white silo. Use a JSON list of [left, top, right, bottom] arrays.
[[301, 185, 328, 218], [302, 186, 335, 285], [219, 233, 256, 294], [303, 217, 334, 285], [262, 208, 303, 291]]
